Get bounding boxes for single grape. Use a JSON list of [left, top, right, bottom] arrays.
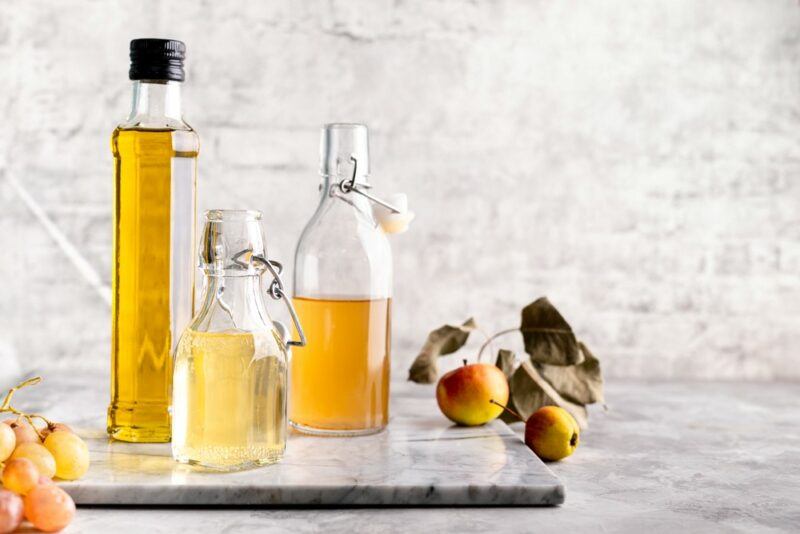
[[44, 431, 90, 480], [0, 489, 24, 534], [3, 419, 40, 445], [24, 484, 75, 532], [9, 442, 56, 479], [40, 423, 73, 441], [1, 458, 39, 495], [0, 424, 15, 462]]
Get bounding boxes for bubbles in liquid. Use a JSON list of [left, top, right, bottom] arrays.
[[172, 330, 287, 470]]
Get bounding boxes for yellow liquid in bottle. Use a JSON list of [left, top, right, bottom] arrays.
[[172, 330, 287, 470], [109, 128, 198, 443], [289, 297, 391, 434]]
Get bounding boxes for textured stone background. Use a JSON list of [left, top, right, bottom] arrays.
[[0, 0, 798, 381]]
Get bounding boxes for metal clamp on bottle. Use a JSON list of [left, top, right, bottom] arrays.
[[336, 156, 402, 213], [253, 256, 307, 347]]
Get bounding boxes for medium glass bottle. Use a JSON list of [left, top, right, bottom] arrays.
[[108, 39, 199, 443], [291, 124, 392, 436], [172, 210, 303, 470]]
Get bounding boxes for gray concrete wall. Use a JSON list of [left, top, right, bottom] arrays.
[[1, 0, 798, 380]]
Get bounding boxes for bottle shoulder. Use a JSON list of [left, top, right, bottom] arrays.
[[111, 125, 199, 157], [176, 329, 287, 362], [294, 197, 392, 299], [295, 202, 391, 259], [116, 114, 195, 132]]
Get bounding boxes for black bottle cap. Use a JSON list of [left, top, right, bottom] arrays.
[[129, 38, 186, 82]]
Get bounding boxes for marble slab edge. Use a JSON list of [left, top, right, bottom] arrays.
[[63, 482, 564, 507]]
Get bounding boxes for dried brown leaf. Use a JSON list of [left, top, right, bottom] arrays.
[[494, 349, 520, 423], [494, 349, 516, 380], [520, 297, 583, 366], [535, 342, 604, 405], [407, 318, 477, 384], [509, 360, 589, 429]]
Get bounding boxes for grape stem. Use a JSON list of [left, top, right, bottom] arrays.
[[0, 376, 54, 440]]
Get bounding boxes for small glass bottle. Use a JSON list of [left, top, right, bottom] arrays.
[[109, 39, 199, 443], [290, 124, 393, 436], [172, 210, 304, 470]]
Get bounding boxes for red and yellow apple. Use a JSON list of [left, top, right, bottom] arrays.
[[436, 362, 509, 426], [525, 406, 579, 461]]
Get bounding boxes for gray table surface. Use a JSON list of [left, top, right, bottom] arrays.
[[14, 374, 800, 533]]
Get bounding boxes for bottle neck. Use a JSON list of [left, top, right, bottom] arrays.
[[320, 171, 369, 189], [194, 273, 273, 332], [127, 80, 183, 124], [318, 174, 375, 224]]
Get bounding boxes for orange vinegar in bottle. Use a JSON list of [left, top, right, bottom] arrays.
[[290, 124, 392, 436], [289, 297, 391, 431], [108, 39, 198, 442]]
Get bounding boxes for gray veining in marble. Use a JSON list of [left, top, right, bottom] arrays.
[[26, 372, 562, 507]]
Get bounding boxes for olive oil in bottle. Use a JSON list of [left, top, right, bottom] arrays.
[[108, 39, 198, 443]]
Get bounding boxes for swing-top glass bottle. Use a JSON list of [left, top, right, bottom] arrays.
[[172, 210, 304, 470], [290, 124, 392, 436]]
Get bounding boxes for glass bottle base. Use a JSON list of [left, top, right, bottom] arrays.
[[289, 420, 386, 437], [173, 451, 284, 472], [107, 403, 171, 443], [108, 425, 171, 443]]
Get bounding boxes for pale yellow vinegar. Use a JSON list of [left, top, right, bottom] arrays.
[[172, 330, 286, 470]]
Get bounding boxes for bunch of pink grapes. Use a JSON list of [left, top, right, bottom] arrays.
[[0, 379, 90, 533]]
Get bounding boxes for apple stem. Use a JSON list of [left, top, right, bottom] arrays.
[[489, 399, 524, 422], [462, 359, 468, 367]]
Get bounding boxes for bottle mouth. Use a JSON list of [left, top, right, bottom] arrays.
[[200, 209, 267, 275], [324, 122, 366, 130], [320, 123, 370, 178], [205, 209, 262, 222]]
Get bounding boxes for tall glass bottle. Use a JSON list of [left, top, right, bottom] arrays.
[[172, 210, 297, 470], [108, 39, 199, 442], [291, 124, 392, 436]]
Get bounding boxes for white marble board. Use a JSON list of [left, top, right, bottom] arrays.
[[46, 376, 563, 507]]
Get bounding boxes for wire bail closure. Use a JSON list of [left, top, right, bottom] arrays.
[[252, 255, 307, 347], [337, 156, 402, 214]]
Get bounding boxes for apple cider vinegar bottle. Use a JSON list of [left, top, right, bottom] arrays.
[[291, 124, 394, 436], [108, 39, 198, 442], [172, 210, 305, 470]]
